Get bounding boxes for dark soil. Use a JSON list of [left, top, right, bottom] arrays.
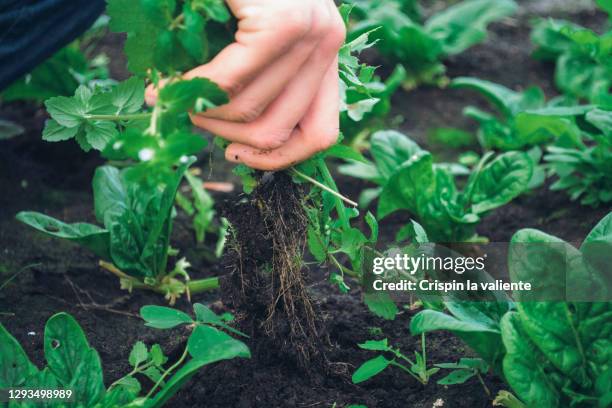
[[1, 2, 610, 408]]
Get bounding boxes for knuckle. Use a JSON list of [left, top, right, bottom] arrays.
[[316, 129, 340, 152], [277, 10, 312, 40], [231, 103, 265, 123], [251, 129, 292, 150]]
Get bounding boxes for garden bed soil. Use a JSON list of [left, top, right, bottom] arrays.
[[1, 2, 609, 407]]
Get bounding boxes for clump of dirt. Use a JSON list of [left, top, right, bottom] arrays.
[[221, 172, 325, 368]]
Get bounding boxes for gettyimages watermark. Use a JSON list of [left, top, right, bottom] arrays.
[[363, 242, 611, 302]]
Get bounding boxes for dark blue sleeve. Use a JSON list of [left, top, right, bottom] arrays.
[[0, 0, 105, 91]]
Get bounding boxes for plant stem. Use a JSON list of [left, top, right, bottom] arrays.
[[187, 277, 220, 293], [476, 372, 491, 397], [315, 159, 353, 230], [390, 360, 424, 384], [99, 260, 220, 296], [290, 168, 357, 207], [145, 347, 189, 399], [329, 253, 359, 278], [85, 113, 152, 121]]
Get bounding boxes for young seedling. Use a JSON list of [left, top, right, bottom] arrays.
[[339, 130, 534, 242], [0, 303, 249, 407], [435, 357, 490, 396], [345, 0, 517, 88], [352, 334, 439, 385]]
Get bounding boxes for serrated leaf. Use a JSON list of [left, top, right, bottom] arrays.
[[86, 120, 118, 150], [150, 344, 167, 366], [42, 119, 79, 142], [110, 77, 145, 114], [128, 341, 148, 367]]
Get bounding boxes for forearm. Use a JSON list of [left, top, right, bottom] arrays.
[[0, 0, 105, 91]]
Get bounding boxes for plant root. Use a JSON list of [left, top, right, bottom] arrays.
[[222, 172, 325, 369]]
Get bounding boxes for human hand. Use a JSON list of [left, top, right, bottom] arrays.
[[146, 0, 345, 170]]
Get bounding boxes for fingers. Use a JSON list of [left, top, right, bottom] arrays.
[[190, 31, 341, 150], [184, 2, 314, 96], [224, 58, 340, 170], [197, 33, 318, 122]]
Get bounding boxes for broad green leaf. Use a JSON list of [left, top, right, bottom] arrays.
[[0, 324, 37, 388], [44, 313, 104, 405], [452, 77, 544, 118], [370, 130, 423, 180], [586, 109, 612, 137], [15, 212, 110, 260], [146, 358, 206, 408], [93, 166, 128, 224], [358, 339, 389, 351], [410, 309, 500, 335], [501, 312, 560, 408], [187, 325, 250, 363], [13, 368, 61, 408], [140, 306, 193, 329], [352, 355, 391, 384], [178, 5, 206, 61], [42, 119, 79, 142], [426, 0, 517, 56], [378, 151, 433, 219], [469, 151, 533, 214]]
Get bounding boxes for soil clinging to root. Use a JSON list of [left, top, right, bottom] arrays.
[[221, 171, 325, 368]]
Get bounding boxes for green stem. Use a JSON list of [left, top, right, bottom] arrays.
[[315, 160, 352, 230], [329, 253, 359, 278], [290, 168, 357, 207], [145, 347, 189, 399], [187, 277, 220, 293], [85, 113, 152, 121], [390, 360, 424, 384]]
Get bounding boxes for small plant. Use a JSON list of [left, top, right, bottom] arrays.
[[531, 2, 612, 105], [450, 77, 589, 152], [0, 303, 249, 407], [339, 130, 533, 242], [435, 358, 490, 395], [545, 108, 612, 207], [17, 160, 219, 304], [345, 0, 517, 87], [352, 335, 439, 385], [410, 212, 612, 407]]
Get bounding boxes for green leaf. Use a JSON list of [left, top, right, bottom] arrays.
[[0, 324, 37, 388], [146, 359, 206, 408], [352, 355, 391, 384], [325, 144, 369, 163], [158, 78, 228, 115], [370, 130, 423, 181], [140, 306, 194, 329], [110, 77, 145, 114], [112, 376, 141, 396], [44, 313, 104, 405], [178, 5, 206, 61], [378, 151, 433, 219], [358, 339, 389, 351], [150, 344, 167, 366], [451, 77, 544, 117], [128, 341, 148, 367], [193, 0, 231, 23], [410, 309, 501, 335], [500, 312, 560, 407], [187, 325, 250, 363], [437, 369, 476, 385], [426, 0, 517, 56], [41, 120, 78, 142], [15, 211, 111, 260], [363, 292, 398, 320], [307, 225, 327, 262], [469, 151, 533, 214]]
